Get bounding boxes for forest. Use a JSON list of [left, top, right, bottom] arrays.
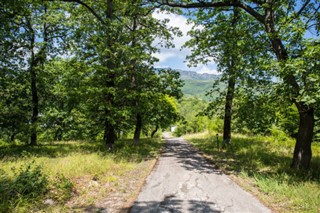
[[0, 0, 319, 212]]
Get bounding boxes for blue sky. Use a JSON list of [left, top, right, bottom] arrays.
[[152, 4, 319, 75], [152, 10, 219, 74]]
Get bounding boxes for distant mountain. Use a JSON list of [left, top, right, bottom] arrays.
[[176, 70, 219, 81], [154, 68, 223, 100], [175, 70, 222, 100]]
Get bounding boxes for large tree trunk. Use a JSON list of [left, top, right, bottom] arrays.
[[223, 7, 237, 146], [30, 63, 38, 146], [134, 113, 142, 141], [29, 26, 39, 146], [104, 121, 117, 150], [291, 103, 314, 169], [223, 72, 235, 145], [103, 0, 116, 150], [28, 13, 48, 146]]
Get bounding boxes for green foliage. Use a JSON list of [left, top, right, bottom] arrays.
[[185, 132, 320, 212], [174, 97, 211, 136], [269, 125, 290, 142], [0, 162, 48, 211], [182, 79, 223, 101], [315, 109, 320, 143], [233, 86, 278, 135], [277, 104, 299, 137], [0, 0, 183, 144]]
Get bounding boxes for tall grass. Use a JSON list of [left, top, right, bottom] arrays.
[[0, 138, 163, 212], [184, 132, 320, 213]]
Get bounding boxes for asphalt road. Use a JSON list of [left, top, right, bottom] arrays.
[[130, 134, 272, 213]]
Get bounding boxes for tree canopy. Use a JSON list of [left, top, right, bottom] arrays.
[[1, 0, 320, 171]]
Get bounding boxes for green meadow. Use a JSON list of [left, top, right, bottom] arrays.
[[184, 132, 320, 213]]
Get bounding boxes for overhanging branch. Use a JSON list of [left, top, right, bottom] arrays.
[[152, 0, 264, 23], [49, 0, 106, 25]]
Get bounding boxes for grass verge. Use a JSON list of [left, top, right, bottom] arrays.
[[184, 132, 320, 213], [0, 138, 163, 212]]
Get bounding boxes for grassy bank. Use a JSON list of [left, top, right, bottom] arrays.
[[0, 138, 163, 212], [184, 132, 320, 213]]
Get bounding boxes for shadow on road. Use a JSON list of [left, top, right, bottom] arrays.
[[162, 137, 222, 175], [129, 194, 221, 213]]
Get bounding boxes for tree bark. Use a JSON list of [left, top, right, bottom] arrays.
[[28, 10, 48, 146], [103, 0, 116, 150], [104, 120, 117, 150], [29, 23, 39, 146], [30, 60, 38, 146], [223, 7, 238, 146], [134, 112, 142, 141], [291, 103, 314, 169], [151, 125, 159, 138], [223, 72, 235, 145]]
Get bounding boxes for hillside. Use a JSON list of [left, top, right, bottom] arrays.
[[154, 68, 222, 100], [177, 70, 222, 100]]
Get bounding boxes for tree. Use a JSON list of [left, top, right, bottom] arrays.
[[59, 0, 181, 147], [0, 1, 30, 142], [175, 97, 209, 136], [185, 6, 271, 146], [144, 69, 184, 137], [119, 1, 179, 141], [156, 0, 320, 170], [0, 0, 69, 145]]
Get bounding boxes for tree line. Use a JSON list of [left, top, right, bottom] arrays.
[[0, 0, 183, 149], [1, 0, 320, 171]]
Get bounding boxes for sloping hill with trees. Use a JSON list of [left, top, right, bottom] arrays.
[[177, 70, 222, 100]]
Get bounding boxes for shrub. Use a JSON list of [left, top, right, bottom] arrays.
[[269, 125, 289, 142], [0, 162, 48, 211]]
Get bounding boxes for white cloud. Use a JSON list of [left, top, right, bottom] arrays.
[[152, 10, 192, 60], [152, 10, 218, 74]]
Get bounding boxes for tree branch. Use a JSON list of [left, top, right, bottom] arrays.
[[305, 3, 320, 27], [286, 0, 311, 24], [152, 0, 264, 23], [49, 0, 106, 25]]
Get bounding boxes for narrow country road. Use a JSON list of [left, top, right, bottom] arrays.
[[130, 133, 272, 213]]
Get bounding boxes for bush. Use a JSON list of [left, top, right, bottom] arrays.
[[269, 125, 289, 142], [174, 125, 187, 137], [208, 118, 223, 133], [0, 162, 48, 211]]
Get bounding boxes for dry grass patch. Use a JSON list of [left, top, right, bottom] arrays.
[[0, 138, 163, 212]]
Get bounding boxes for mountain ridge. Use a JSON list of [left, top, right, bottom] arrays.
[[176, 70, 219, 80]]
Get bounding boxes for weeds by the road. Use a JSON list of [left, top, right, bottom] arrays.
[[184, 132, 320, 213], [0, 138, 163, 212]]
